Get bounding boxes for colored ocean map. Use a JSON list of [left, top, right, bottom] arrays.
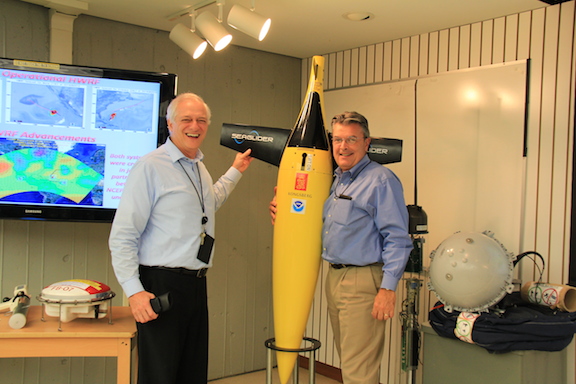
[[0, 138, 105, 206]]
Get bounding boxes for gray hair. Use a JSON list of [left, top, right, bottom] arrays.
[[166, 93, 211, 124], [331, 111, 370, 138]]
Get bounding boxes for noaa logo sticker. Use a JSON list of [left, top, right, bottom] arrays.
[[291, 199, 306, 214]]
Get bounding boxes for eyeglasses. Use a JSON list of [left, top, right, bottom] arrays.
[[332, 136, 362, 145]]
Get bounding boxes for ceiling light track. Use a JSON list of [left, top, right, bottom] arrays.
[[166, 0, 217, 22]]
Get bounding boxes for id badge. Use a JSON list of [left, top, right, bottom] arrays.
[[197, 233, 214, 264]]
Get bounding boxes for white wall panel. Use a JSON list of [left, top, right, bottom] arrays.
[[482, 20, 494, 66], [448, 27, 460, 71], [350, 48, 359, 87], [470, 22, 483, 68], [493, 17, 506, 64], [401, 37, 411, 79], [374, 43, 385, 83], [536, 6, 560, 284], [518, 12, 533, 61], [438, 29, 449, 72], [383, 41, 393, 81], [418, 34, 429, 77], [505, 14, 520, 62], [327, 52, 337, 90], [409, 36, 420, 78], [547, 3, 572, 284], [367, 45, 376, 84], [343, 50, 352, 88], [392, 40, 402, 80], [521, 9, 545, 285], [428, 31, 439, 75], [358, 46, 367, 86], [459, 24, 471, 69], [334, 51, 344, 90]]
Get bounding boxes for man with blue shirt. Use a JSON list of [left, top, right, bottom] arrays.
[[270, 111, 412, 384], [109, 92, 253, 384]]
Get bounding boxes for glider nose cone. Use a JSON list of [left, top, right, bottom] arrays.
[[287, 91, 329, 151]]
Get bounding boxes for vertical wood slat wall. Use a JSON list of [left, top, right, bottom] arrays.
[[304, 2, 576, 383]]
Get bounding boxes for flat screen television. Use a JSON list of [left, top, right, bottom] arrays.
[[0, 58, 177, 222]]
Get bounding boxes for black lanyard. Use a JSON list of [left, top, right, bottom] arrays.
[[178, 160, 208, 226]]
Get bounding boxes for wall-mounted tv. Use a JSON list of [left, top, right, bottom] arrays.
[[0, 58, 177, 222]]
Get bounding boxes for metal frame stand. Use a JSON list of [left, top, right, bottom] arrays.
[[400, 277, 422, 384], [265, 337, 321, 384], [37, 295, 115, 331]]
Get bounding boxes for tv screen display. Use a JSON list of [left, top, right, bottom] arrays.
[[0, 58, 177, 222]]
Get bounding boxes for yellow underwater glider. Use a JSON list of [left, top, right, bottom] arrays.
[[220, 55, 403, 384]]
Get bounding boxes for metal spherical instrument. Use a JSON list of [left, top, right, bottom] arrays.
[[428, 231, 515, 312]]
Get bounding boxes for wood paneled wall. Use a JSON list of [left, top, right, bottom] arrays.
[[304, 2, 576, 383], [0, 0, 300, 382]]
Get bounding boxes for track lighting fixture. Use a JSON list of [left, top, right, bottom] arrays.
[[227, 4, 271, 41], [169, 23, 208, 59], [195, 11, 233, 51], [167, 0, 271, 58]]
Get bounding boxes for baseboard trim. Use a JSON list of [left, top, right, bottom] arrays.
[[299, 355, 343, 383]]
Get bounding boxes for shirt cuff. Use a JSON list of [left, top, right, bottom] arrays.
[[380, 273, 400, 291], [122, 276, 145, 298]]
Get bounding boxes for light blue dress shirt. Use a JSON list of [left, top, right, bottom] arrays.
[[109, 138, 242, 297], [322, 154, 413, 291]]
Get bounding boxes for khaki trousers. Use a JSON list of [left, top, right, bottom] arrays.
[[326, 264, 386, 384]]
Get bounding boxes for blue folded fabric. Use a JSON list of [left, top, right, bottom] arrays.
[[429, 293, 576, 353]]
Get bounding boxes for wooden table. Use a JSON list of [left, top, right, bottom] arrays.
[[0, 305, 137, 384]]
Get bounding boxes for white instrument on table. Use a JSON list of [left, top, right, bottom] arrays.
[[0, 284, 31, 329], [38, 279, 115, 323]]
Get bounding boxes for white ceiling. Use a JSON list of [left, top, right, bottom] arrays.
[[22, 0, 550, 59]]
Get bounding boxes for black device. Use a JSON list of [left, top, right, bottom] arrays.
[[405, 205, 428, 273], [150, 292, 171, 314]]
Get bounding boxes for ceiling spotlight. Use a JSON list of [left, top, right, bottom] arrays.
[[169, 23, 208, 59], [195, 11, 232, 51], [227, 4, 271, 41]]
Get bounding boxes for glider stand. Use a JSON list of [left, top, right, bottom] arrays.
[[265, 337, 321, 384]]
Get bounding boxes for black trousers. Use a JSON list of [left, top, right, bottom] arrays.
[[137, 266, 209, 384]]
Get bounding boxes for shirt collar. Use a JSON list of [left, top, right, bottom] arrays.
[[334, 154, 371, 179], [165, 137, 204, 163]]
